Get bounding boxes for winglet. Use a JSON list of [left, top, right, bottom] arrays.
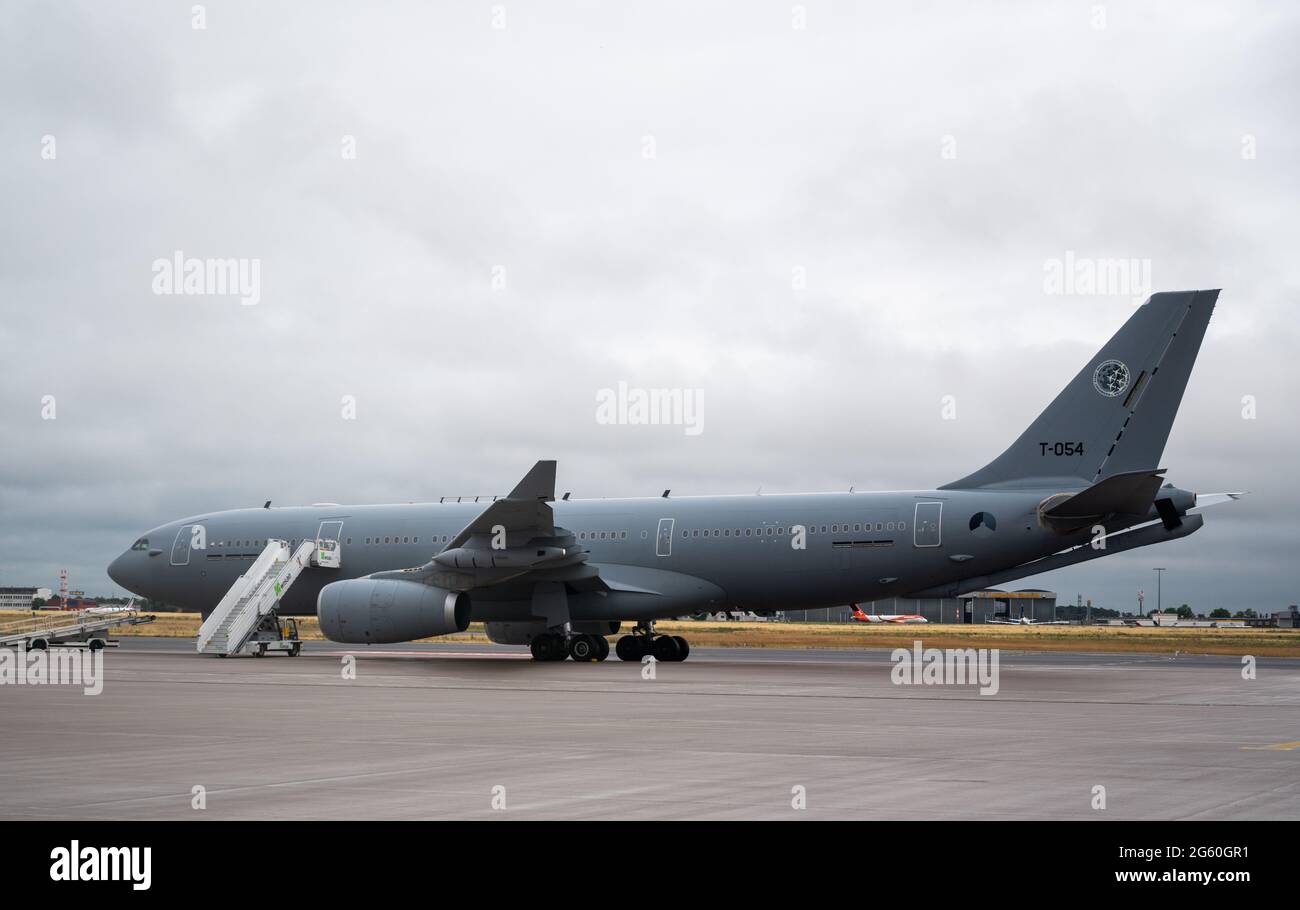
[[508, 460, 556, 502]]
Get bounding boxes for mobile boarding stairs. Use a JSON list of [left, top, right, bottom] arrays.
[[196, 537, 340, 657]]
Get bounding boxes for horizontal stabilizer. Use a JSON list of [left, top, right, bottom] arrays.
[[1191, 492, 1247, 510], [1044, 469, 1166, 520]]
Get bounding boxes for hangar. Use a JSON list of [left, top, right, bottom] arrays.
[[789, 589, 1059, 624]]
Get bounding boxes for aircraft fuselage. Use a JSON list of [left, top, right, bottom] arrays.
[[109, 488, 1107, 622]]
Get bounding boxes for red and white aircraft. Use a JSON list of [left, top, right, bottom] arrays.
[[850, 604, 928, 624]]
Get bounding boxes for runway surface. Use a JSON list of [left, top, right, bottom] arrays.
[[3, 638, 1298, 819]]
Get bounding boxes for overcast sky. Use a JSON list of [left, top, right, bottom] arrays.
[[1, 1, 1296, 612]]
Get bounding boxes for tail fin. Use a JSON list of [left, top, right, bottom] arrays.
[[941, 290, 1218, 490]]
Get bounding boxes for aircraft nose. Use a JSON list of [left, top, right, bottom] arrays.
[[107, 551, 130, 588], [108, 549, 147, 594]]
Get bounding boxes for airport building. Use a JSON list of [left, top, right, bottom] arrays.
[[0, 587, 53, 610], [787, 589, 1060, 624]]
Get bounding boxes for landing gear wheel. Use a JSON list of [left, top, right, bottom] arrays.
[[615, 635, 644, 661], [568, 634, 597, 662], [530, 633, 565, 662], [652, 635, 682, 662], [671, 636, 690, 661], [594, 636, 610, 661]]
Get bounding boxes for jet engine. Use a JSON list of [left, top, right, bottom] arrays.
[[317, 578, 471, 643]]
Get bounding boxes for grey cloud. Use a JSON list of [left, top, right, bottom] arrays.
[[1, 1, 1296, 612]]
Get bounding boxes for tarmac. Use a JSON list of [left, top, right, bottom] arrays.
[[3, 638, 1298, 819]]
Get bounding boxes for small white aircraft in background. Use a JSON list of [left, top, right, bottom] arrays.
[[986, 615, 1069, 626], [84, 598, 137, 616], [850, 604, 928, 624]]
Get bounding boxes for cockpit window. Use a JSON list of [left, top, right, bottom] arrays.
[[131, 538, 149, 551]]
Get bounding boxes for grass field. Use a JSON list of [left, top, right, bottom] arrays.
[[4, 610, 1297, 657]]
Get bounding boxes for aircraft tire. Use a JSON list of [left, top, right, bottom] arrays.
[[530, 634, 559, 661], [595, 636, 610, 661], [652, 635, 682, 662], [615, 635, 641, 661], [568, 634, 597, 661], [671, 636, 690, 661]]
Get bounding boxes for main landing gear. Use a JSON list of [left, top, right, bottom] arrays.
[[527, 622, 690, 663], [615, 622, 690, 662], [529, 631, 611, 662]]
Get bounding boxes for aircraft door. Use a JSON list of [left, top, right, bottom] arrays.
[[655, 518, 675, 557], [913, 503, 943, 547], [170, 524, 201, 566], [315, 521, 345, 568]]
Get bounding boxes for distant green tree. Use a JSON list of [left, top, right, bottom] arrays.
[[31, 597, 46, 608], [1177, 605, 1194, 619], [1210, 608, 1231, 619]]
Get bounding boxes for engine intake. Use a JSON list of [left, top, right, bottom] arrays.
[[317, 578, 471, 643]]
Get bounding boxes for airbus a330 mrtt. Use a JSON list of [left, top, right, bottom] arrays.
[[108, 290, 1240, 661]]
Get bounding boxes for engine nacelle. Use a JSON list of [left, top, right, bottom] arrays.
[[485, 620, 619, 645], [317, 578, 471, 644]]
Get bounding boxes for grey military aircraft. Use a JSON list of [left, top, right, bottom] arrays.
[[109, 289, 1239, 661]]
